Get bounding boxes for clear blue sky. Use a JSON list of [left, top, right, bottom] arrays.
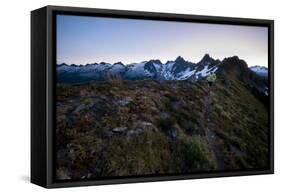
[[57, 14, 268, 67]]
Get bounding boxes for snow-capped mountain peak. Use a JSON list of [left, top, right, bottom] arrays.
[[250, 66, 268, 77]]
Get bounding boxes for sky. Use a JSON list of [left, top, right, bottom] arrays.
[[57, 15, 268, 67]]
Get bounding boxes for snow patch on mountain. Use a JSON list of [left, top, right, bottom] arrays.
[[196, 65, 209, 77], [108, 63, 126, 74], [160, 61, 175, 80], [125, 61, 154, 78], [177, 68, 196, 80]]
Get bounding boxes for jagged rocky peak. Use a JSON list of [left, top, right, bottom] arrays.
[[144, 60, 158, 73], [85, 63, 97, 66], [175, 56, 186, 63], [57, 63, 68, 67], [221, 55, 236, 63], [148, 59, 162, 65], [198, 53, 215, 65], [217, 56, 250, 77], [225, 56, 248, 68], [202, 53, 211, 59], [113, 62, 125, 66]]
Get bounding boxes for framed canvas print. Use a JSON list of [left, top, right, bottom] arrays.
[[31, 5, 274, 188]]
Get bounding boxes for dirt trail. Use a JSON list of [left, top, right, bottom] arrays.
[[203, 86, 225, 170]]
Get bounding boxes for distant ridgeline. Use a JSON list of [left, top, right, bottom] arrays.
[[57, 54, 268, 95]]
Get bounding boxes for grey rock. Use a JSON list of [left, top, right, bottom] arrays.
[[56, 168, 71, 180], [229, 144, 244, 157], [117, 96, 133, 106], [73, 104, 86, 114], [102, 129, 114, 138], [140, 121, 153, 127], [168, 127, 177, 139], [112, 127, 128, 133], [160, 112, 170, 119], [135, 121, 157, 131]]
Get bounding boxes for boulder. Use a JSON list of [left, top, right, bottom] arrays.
[[135, 121, 157, 131], [112, 127, 128, 133], [73, 104, 86, 114], [117, 96, 133, 106]]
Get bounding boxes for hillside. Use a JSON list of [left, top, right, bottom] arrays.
[[56, 57, 269, 180]]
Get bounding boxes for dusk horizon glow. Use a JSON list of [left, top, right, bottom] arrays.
[[57, 15, 268, 67]]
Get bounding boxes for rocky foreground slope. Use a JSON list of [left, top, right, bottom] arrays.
[[56, 57, 269, 180]]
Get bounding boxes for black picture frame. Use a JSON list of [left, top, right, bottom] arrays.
[[31, 5, 274, 188]]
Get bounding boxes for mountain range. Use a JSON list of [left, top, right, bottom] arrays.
[[57, 54, 267, 82]]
